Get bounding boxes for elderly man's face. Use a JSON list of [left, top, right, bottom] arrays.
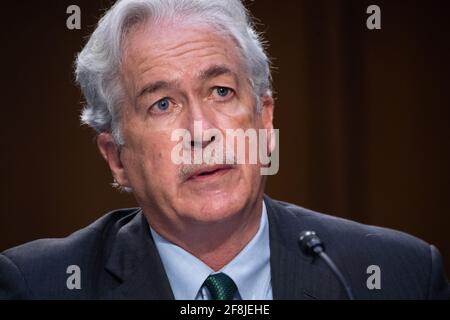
[[99, 21, 273, 227]]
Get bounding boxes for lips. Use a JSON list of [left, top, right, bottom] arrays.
[[186, 164, 234, 181]]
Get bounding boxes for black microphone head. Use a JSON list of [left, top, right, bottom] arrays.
[[298, 230, 324, 256]]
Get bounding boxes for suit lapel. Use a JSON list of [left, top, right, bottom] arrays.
[[265, 195, 345, 300], [103, 211, 174, 299], [100, 197, 345, 299]]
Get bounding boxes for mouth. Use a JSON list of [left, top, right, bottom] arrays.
[[186, 164, 234, 182]]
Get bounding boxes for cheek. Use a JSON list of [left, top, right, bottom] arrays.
[[247, 162, 263, 177], [217, 109, 258, 132], [212, 93, 258, 127], [233, 101, 263, 129], [125, 130, 178, 178], [120, 112, 182, 191], [142, 135, 177, 172]]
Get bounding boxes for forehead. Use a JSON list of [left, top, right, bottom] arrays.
[[121, 20, 245, 81]]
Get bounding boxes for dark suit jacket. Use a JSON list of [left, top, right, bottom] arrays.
[[0, 196, 448, 299]]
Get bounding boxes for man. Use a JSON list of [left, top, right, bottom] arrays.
[[0, 0, 448, 300]]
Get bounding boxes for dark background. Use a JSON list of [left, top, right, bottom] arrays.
[[1, 0, 449, 275]]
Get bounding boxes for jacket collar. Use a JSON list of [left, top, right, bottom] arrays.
[[103, 211, 174, 299], [264, 195, 344, 300]]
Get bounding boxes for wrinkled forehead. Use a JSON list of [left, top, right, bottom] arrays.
[[118, 20, 252, 101], [121, 18, 247, 73]]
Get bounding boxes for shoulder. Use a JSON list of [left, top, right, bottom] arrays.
[[0, 208, 140, 299], [266, 196, 449, 299], [270, 198, 429, 250], [2, 208, 140, 265]]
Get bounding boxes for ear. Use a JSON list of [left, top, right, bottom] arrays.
[[260, 94, 275, 153], [96, 133, 130, 188]]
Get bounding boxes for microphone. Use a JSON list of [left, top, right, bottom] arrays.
[[298, 231, 355, 300]]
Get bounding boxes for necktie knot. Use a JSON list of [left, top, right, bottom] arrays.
[[203, 273, 237, 300]]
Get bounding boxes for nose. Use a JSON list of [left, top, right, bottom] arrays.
[[183, 101, 218, 151], [190, 134, 216, 149]]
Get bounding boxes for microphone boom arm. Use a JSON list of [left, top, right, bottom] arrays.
[[299, 231, 355, 300]]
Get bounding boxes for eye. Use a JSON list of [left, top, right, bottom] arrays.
[[212, 86, 234, 100], [216, 87, 230, 97], [150, 97, 172, 113]]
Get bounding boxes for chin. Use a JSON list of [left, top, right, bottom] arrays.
[[179, 191, 250, 223]]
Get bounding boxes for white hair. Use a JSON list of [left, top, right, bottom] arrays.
[[75, 0, 272, 144]]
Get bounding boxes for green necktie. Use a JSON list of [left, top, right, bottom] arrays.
[[203, 273, 238, 300]]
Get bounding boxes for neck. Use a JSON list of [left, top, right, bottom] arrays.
[[147, 197, 263, 271]]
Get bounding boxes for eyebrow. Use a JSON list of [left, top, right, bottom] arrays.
[[199, 65, 238, 82], [137, 80, 177, 99], [136, 65, 239, 99]]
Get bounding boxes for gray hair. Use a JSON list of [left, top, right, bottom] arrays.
[[75, 0, 272, 144]]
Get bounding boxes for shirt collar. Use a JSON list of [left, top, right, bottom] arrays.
[[150, 227, 212, 300], [150, 200, 271, 300], [220, 201, 271, 300]]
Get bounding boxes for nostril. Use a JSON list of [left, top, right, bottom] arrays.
[[211, 135, 216, 142]]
